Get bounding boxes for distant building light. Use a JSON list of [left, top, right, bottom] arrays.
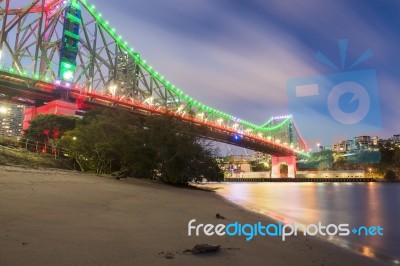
[[0, 107, 7, 114]]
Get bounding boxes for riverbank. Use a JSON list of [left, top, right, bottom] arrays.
[[0, 145, 73, 169], [0, 166, 390, 265]]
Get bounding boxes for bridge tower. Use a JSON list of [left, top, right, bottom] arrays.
[[58, 0, 81, 82], [23, 1, 82, 129], [267, 117, 300, 178]]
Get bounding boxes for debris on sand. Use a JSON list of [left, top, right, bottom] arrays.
[[215, 213, 225, 220], [158, 251, 175, 259], [184, 244, 221, 254], [165, 252, 174, 259]]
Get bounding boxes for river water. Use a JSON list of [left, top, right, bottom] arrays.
[[203, 182, 400, 264]]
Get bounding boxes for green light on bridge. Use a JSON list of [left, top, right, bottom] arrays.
[[76, 0, 303, 147], [60, 61, 76, 81], [62, 70, 74, 81]]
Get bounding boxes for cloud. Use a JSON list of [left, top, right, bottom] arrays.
[[67, 0, 400, 135], [97, 0, 323, 124]]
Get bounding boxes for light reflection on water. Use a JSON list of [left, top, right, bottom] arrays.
[[203, 182, 400, 264]]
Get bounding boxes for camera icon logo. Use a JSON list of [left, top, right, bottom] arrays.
[[287, 39, 381, 143], [327, 81, 370, 125]]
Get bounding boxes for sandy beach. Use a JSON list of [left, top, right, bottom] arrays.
[[0, 165, 389, 265]]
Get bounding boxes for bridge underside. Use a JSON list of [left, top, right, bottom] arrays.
[[202, 129, 295, 156], [22, 98, 294, 157], [0, 71, 296, 157], [0, 72, 57, 105]]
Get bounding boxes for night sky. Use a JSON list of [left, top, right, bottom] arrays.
[[9, 0, 400, 147]]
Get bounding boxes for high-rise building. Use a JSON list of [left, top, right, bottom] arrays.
[[331, 139, 355, 153], [392, 134, 400, 144], [0, 103, 25, 139], [354, 135, 374, 150], [252, 152, 270, 162]]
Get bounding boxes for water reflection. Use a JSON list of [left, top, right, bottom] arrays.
[[359, 246, 375, 259], [204, 182, 400, 263]]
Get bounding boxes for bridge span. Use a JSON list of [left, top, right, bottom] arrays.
[[0, 0, 308, 177]]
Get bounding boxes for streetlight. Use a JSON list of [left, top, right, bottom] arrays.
[[0, 106, 7, 114], [144, 96, 154, 105], [316, 143, 322, 151], [176, 105, 184, 113], [110, 85, 117, 97]]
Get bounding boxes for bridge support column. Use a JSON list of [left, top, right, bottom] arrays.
[[23, 100, 78, 132], [271, 155, 297, 178]]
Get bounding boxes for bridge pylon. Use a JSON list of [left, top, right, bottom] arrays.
[[271, 155, 297, 178]]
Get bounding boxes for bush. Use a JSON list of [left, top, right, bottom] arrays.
[[60, 110, 224, 185], [384, 170, 398, 181], [24, 114, 77, 142]]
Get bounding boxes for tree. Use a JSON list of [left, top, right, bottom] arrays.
[[377, 147, 396, 175], [60, 109, 144, 173], [333, 154, 346, 170], [24, 115, 77, 143], [298, 150, 333, 170], [23, 114, 77, 154], [142, 115, 223, 185], [347, 151, 381, 164], [60, 110, 224, 185], [384, 170, 398, 181], [393, 149, 400, 168], [250, 161, 270, 172]]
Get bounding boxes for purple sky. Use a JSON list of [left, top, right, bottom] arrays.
[[95, 0, 400, 142]]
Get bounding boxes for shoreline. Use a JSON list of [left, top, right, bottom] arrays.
[[0, 165, 392, 265], [199, 182, 399, 265]]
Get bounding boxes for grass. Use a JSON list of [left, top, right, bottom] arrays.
[[0, 144, 74, 169]]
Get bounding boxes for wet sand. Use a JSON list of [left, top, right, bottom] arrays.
[[0, 166, 389, 265]]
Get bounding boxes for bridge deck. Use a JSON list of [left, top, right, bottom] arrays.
[[0, 71, 298, 156]]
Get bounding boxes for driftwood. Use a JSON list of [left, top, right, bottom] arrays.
[[184, 244, 221, 254], [111, 167, 129, 179]]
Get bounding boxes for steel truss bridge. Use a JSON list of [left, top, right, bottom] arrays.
[[0, 0, 307, 159]]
